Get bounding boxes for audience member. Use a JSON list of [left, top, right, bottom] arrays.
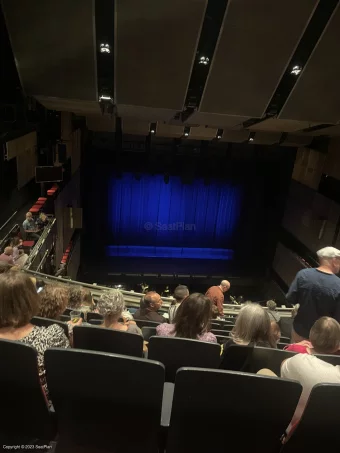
[[0, 272, 70, 403], [157, 293, 217, 342], [10, 237, 28, 267], [222, 303, 275, 353], [168, 285, 189, 323], [133, 291, 166, 323], [0, 261, 12, 274], [270, 321, 281, 346], [266, 300, 281, 323], [281, 317, 340, 431], [37, 284, 69, 319], [36, 212, 49, 229], [287, 246, 340, 342], [205, 280, 230, 317], [97, 290, 142, 335], [68, 285, 95, 315], [22, 212, 40, 241], [0, 247, 14, 265]]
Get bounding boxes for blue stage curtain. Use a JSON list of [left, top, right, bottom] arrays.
[[109, 173, 242, 248]]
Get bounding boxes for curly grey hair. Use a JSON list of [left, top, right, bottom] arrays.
[[97, 289, 125, 319]]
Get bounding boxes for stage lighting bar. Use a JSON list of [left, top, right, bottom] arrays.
[[216, 129, 223, 140], [183, 126, 191, 138], [150, 122, 157, 135]]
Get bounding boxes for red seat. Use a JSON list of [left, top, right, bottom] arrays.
[[38, 197, 47, 201], [47, 190, 54, 196], [29, 205, 40, 214], [35, 200, 45, 205], [22, 241, 34, 248]]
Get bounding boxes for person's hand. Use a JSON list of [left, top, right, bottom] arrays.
[[68, 318, 83, 327], [295, 340, 312, 347]]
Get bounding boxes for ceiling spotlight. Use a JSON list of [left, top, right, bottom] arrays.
[[291, 65, 302, 75], [100, 43, 111, 54], [183, 126, 191, 138], [99, 95, 113, 102], [216, 129, 223, 140], [199, 56, 210, 66], [150, 122, 157, 135], [249, 137, 254, 142]]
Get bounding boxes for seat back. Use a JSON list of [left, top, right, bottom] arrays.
[[167, 367, 302, 453], [134, 319, 161, 329], [31, 316, 69, 338], [211, 322, 222, 329], [280, 336, 291, 344], [315, 353, 340, 366], [0, 339, 55, 443], [283, 384, 340, 452], [63, 308, 85, 319], [86, 312, 103, 323], [45, 349, 164, 452], [141, 326, 157, 341], [215, 334, 230, 344], [148, 336, 221, 382], [211, 328, 228, 336], [220, 344, 253, 371], [250, 347, 296, 375], [73, 325, 143, 357]]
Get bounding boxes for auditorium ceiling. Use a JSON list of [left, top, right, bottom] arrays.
[[3, 0, 340, 145]]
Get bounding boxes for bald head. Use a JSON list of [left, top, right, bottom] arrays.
[[144, 291, 163, 312], [220, 280, 230, 293], [4, 247, 13, 256]]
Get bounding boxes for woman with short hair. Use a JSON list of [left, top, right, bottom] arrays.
[[37, 284, 69, 319], [157, 293, 217, 342], [0, 272, 70, 402], [97, 289, 142, 335]]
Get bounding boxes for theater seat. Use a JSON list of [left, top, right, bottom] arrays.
[[250, 347, 297, 375], [141, 326, 157, 341], [283, 384, 340, 452], [148, 336, 221, 382], [45, 349, 165, 453], [135, 319, 161, 329], [73, 325, 144, 358], [220, 344, 253, 371], [31, 316, 69, 339], [0, 339, 56, 444], [166, 367, 302, 453]]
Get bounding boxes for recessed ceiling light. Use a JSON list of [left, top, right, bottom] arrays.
[[99, 95, 113, 102], [249, 137, 254, 142], [291, 65, 302, 75], [199, 56, 209, 65], [184, 133, 189, 137], [183, 126, 190, 138], [217, 135, 221, 139], [100, 43, 111, 54], [151, 130, 155, 134]]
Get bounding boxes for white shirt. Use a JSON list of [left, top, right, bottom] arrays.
[[281, 354, 340, 425]]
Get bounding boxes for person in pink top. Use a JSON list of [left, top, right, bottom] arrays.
[[156, 293, 217, 343]]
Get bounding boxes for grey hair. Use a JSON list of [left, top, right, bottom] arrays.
[[97, 289, 125, 319], [266, 300, 277, 311], [231, 303, 272, 346], [173, 285, 189, 302], [317, 247, 340, 260], [220, 280, 230, 288]]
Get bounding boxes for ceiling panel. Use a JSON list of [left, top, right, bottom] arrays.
[[117, 105, 177, 122], [157, 124, 184, 138], [199, 0, 318, 117], [252, 132, 282, 145], [187, 112, 248, 129], [280, 4, 340, 123], [122, 119, 150, 135], [189, 126, 217, 140], [221, 130, 249, 143], [2, 0, 97, 101], [280, 134, 313, 147], [116, 0, 207, 110], [249, 118, 320, 132], [306, 125, 340, 136], [35, 96, 100, 115]]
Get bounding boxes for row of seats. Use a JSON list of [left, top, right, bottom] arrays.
[[1, 340, 339, 452]]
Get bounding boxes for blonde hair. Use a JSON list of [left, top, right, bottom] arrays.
[[231, 303, 273, 346], [310, 317, 340, 354]]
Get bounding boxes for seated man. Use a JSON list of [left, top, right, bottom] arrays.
[[0, 247, 14, 265], [281, 317, 340, 430], [133, 291, 166, 323], [22, 212, 40, 241]]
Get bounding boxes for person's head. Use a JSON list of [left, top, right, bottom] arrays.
[[0, 272, 40, 328], [317, 246, 340, 274], [26, 212, 33, 221], [173, 285, 189, 304], [39, 212, 47, 221], [173, 293, 212, 339], [68, 286, 94, 310], [270, 321, 281, 345], [97, 289, 125, 324], [211, 304, 219, 320], [266, 300, 277, 311], [4, 247, 13, 256], [0, 261, 12, 274], [231, 303, 273, 346], [37, 284, 69, 319], [219, 280, 230, 293], [143, 291, 162, 312], [10, 237, 22, 248], [309, 317, 340, 354]]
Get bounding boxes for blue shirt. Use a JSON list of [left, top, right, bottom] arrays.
[[287, 268, 340, 338], [23, 218, 36, 231]]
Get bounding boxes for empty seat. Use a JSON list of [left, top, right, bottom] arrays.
[[148, 336, 221, 382], [250, 347, 296, 375], [73, 325, 143, 358], [166, 367, 302, 453], [134, 319, 161, 329], [283, 384, 340, 452], [0, 339, 56, 444], [31, 316, 69, 339], [141, 326, 157, 341], [86, 312, 103, 323], [45, 348, 164, 453], [220, 344, 253, 371], [211, 328, 229, 336], [211, 322, 222, 329]]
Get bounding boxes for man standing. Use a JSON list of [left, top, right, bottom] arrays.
[[0, 247, 14, 265], [205, 280, 230, 317], [287, 246, 340, 342], [22, 212, 40, 241], [133, 291, 166, 323]]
